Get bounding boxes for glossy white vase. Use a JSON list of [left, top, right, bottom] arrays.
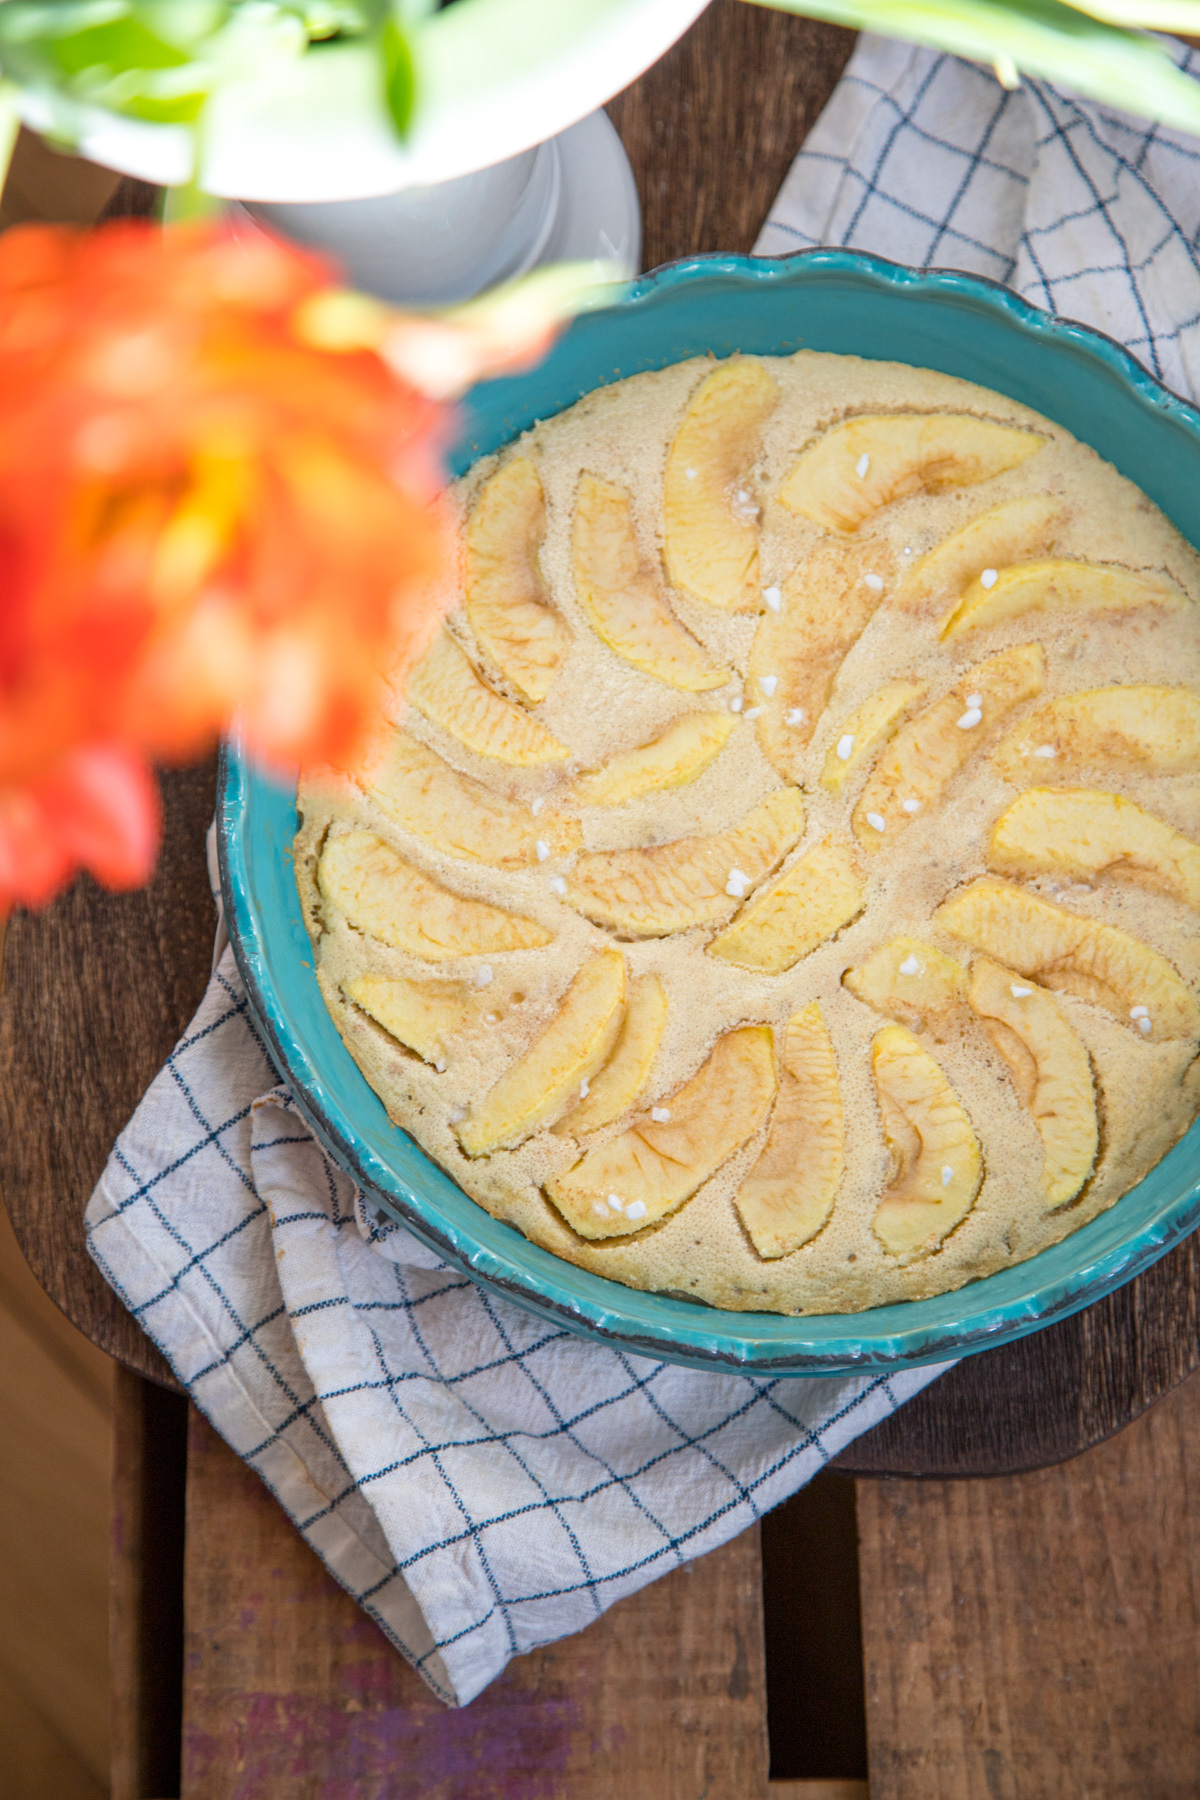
[[237, 110, 641, 306]]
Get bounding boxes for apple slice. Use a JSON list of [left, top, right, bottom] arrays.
[[735, 1004, 844, 1258], [992, 686, 1200, 784], [465, 457, 570, 703], [852, 643, 1045, 849], [409, 631, 569, 766], [663, 358, 778, 611], [458, 950, 626, 1155], [573, 474, 730, 690], [318, 830, 551, 961], [554, 973, 668, 1136], [871, 1024, 983, 1255], [567, 787, 806, 936], [989, 788, 1200, 913], [844, 938, 968, 1038], [546, 1026, 777, 1238], [941, 559, 1184, 639], [820, 678, 926, 795], [779, 415, 1045, 534], [749, 538, 888, 782], [967, 957, 1097, 1210], [895, 494, 1061, 612], [344, 973, 471, 1067], [934, 879, 1200, 1041], [574, 712, 736, 807], [708, 836, 865, 974], [367, 732, 578, 865]]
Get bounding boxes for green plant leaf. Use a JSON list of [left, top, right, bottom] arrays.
[[381, 14, 414, 136], [1065, 0, 1200, 28], [45, 14, 190, 74], [0, 80, 20, 194], [746, 0, 1200, 133], [0, 3, 131, 47], [162, 174, 220, 219]]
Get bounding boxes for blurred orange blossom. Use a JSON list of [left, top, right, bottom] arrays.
[[0, 219, 596, 913]]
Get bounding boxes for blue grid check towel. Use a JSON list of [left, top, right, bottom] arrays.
[[87, 38, 1200, 1707], [756, 33, 1200, 400]]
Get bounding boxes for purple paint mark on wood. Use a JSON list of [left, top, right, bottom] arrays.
[[184, 1684, 583, 1800]]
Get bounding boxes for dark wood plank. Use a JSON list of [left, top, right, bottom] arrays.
[[836, 1228, 1200, 1477], [856, 1364, 1200, 1797], [181, 1408, 769, 1800], [0, 760, 217, 1386], [607, 0, 855, 269]]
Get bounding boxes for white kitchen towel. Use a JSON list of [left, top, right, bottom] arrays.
[[86, 37, 1200, 1708], [86, 836, 945, 1707], [755, 32, 1200, 402]]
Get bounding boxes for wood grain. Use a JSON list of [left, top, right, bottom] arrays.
[[0, 760, 216, 1386], [836, 1227, 1200, 1476], [0, 125, 121, 231], [607, 0, 854, 269], [181, 1407, 769, 1800], [857, 1364, 1200, 1798], [770, 1785, 869, 1799]]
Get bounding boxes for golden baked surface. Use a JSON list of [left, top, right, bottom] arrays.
[[295, 351, 1200, 1315]]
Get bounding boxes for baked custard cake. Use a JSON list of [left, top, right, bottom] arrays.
[[294, 351, 1200, 1315]]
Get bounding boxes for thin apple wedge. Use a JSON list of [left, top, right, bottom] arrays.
[[967, 957, 1097, 1210], [663, 358, 778, 611], [871, 1024, 983, 1256], [367, 732, 579, 865], [318, 830, 551, 961], [935, 879, 1200, 1041], [546, 1026, 777, 1238], [409, 631, 570, 766], [708, 836, 865, 974], [779, 415, 1045, 534], [941, 559, 1184, 639], [735, 1005, 844, 1258], [466, 457, 570, 703], [573, 474, 730, 690], [852, 643, 1045, 849], [554, 973, 668, 1136], [567, 787, 805, 936], [992, 686, 1200, 784], [458, 950, 626, 1155], [573, 712, 736, 808], [345, 973, 472, 1067], [989, 788, 1200, 912]]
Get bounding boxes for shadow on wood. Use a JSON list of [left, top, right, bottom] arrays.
[[112, 1368, 189, 1800], [762, 1472, 868, 1783]]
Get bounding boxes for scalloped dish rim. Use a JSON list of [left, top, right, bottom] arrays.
[[217, 247, 1200, 1377]]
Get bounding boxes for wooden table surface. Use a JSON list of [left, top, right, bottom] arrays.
[[5, 6, 1200, 1794], [2, 0, 1198, 1477]]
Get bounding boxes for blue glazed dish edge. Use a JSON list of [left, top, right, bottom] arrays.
[[217, 246, 1200, 1378]]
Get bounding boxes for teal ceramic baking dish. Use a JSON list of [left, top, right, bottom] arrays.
[[218, 248, 1200, 1377]]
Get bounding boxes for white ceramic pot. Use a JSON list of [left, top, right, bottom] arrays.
[[17, 0, 710, 203], [237, 110, 640, 305]]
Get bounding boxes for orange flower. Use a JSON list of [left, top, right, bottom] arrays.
[[0, 218, 455, 909]]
